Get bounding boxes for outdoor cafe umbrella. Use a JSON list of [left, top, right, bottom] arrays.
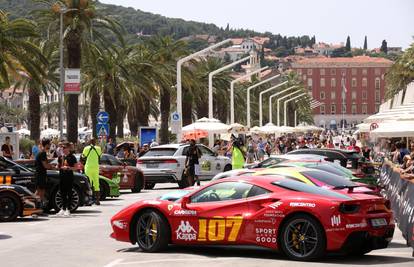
[[41, 128, 60, 138], [183, 129, 209, 140], [182, 117, 230, 134], [228, 123, 248, 133]]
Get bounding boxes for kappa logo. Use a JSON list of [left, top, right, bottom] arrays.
[[268, 201, 283, 209], [331, 215, 341, 227], [175, 221, 197, 241]]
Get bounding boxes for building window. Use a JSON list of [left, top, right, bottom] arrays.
[[375, 104, 380, 113], [320, 68, 325, 76], [362, 68, 367, 75], [297, 69, 302, 75], [330, 68, 336, 75], [362, 104, 368, 114], [375, 90, 380, 103], [362, 90, 367, 100], [341, 69, 346, 76], [320, 91, 325, 100], [307, 78, 313, 88], [342, 104, 347, 113], [351, 104, 357, 115], [351, 78, 357, 87], [331, 104, 336, 114], [331, 78, 336, 87], [331, 91, 336, 100], [307, 69, 313, 75], [320, 104, 325, 115], [320, 78, 325, 87], [362, 78, 367, 87], [303, 74, 307, 81], [351, 68, 357, 75], [375, 68, 381, 75], [375, 78, 380, 89], [351, 91, 357, 100]]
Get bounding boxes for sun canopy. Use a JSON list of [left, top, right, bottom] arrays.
[[182, 117, 230, 134]]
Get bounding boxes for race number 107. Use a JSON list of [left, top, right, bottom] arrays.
[[198, 216, 243, 242]]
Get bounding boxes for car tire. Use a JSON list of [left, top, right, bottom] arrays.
[[52, 186, 81, 212], [279, 214, 326, 261], [224, 164, 232, 172], [135, 210, 170, 252], [145, 183, 156, 189], [99, 180, 109, 201], [131, 173, 143, 193], [0, 192, 21, 222]]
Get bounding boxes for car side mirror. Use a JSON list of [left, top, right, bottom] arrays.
[[12, 165, 20, 174], [181, 196, 190, 209]]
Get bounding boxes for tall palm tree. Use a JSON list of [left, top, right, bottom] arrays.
[[35, 0, 122, 142], [0, 10, 46, 90]]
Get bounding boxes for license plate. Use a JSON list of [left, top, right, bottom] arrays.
[[147, 163, 159, 168], [370, 218, 387, 227]]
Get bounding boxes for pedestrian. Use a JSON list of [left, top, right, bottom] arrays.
[[105, 137, 116, 155], [265, 140, 272, 157], [31, 139, 41, 159], [246, 137, 255, 164], [34, 139, 55, 209], [138, 144, 149, 157], [82, 138, 102, 205], [257, 138, 265, 161], [231, 137, 246, 169], [212, 140, 221, 155], [57, 142, 77, 216], [1, 136, 14, 160], [185, 139, 202, 186]]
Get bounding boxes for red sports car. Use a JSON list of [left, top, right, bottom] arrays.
[[110, 176, 394, 260]]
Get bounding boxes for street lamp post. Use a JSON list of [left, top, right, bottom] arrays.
[[59, 7, 77, 140], [176, 39, 232, 142], [246, 74, 280, 128], [230, 66, 268, 124], [277, 89, 301, 126], [258, 81, 289, 126], [268, 85, 297, 124], [284, 93, 307, 126], [208, 55, 252, 119]]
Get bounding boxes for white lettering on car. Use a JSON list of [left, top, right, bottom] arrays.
[[173, 209, 197, 216], [289, 202, 316, 208], [331, 215, 341, 227], [175, 221, 197, 241]]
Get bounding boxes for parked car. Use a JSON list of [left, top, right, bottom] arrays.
[[0, 183, 42, 222], [110, 175, 394, 260], [1, 156, 93, 212], [244, 154, 326, 169], [137, 144, 232, 189], [287, 148, 361, 168]]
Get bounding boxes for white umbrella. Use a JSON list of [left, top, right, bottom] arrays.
[[370, 120, 414, 138], [278, 125, 295, 133], [16, 128, 30, 136], [249, 126, 262, 134], [228, 123, 248, 133], [182, 117, 230, 134], [41, 128, 60, 138], [258, 123, 281, 134]]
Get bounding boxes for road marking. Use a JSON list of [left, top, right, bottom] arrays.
[[116, 257, 242, 265], [103, 258, 124, 267]]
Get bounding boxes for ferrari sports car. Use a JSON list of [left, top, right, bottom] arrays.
[[110, 176, 394, 260]]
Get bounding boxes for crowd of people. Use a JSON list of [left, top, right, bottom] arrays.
[[390, 141, 414, 177]]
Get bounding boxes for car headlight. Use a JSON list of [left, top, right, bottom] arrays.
[[112, 220, 128, 230]]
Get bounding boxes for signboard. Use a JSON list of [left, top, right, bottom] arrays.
[[139, 127, 157, 147], [64, 69, 81, 94], [97, 111, 109, 124], [96, 123, 109, 137], [0, 133, 19, 160], [171, 111, 181, 134]]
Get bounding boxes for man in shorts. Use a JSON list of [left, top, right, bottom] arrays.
[[185, 140, 202, 186], [82, 138, 102, 205], [35, 139, 55, 208]]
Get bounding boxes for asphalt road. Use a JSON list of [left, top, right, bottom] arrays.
[[1, 183, 413, 267]]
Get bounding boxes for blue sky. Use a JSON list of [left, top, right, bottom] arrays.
[[101, 0, 413, 49]]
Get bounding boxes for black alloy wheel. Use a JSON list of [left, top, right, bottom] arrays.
[[135, 210, 169, 252], [0, 192, 21, 222]]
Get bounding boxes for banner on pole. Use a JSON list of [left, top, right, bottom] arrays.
[[64, 69, 81, 94]]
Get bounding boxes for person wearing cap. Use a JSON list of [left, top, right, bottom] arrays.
[[82, 138, 102, 205]]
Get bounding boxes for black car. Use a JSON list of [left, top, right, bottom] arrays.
[[0, 156, 93, 212], [0, 183, 42, 222], [287, 148, 360, 168]]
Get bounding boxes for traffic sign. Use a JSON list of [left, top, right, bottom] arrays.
[[171, 111, 180, 122], [97, 111, 109, 124], [96, 123, 109, 137]]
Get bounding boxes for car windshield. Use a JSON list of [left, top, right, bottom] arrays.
[[301, 170, 356, 187], [144, 148, 177, 157], [271, 179, 351, 200], [304, 163, 351, 178]]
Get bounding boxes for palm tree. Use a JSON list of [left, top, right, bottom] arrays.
[[35, 0, 122, 143], [0, 10, 46, 90]]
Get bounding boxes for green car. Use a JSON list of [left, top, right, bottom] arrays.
[[272, 161, 378, 185], [99, 175, 120, 200]]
